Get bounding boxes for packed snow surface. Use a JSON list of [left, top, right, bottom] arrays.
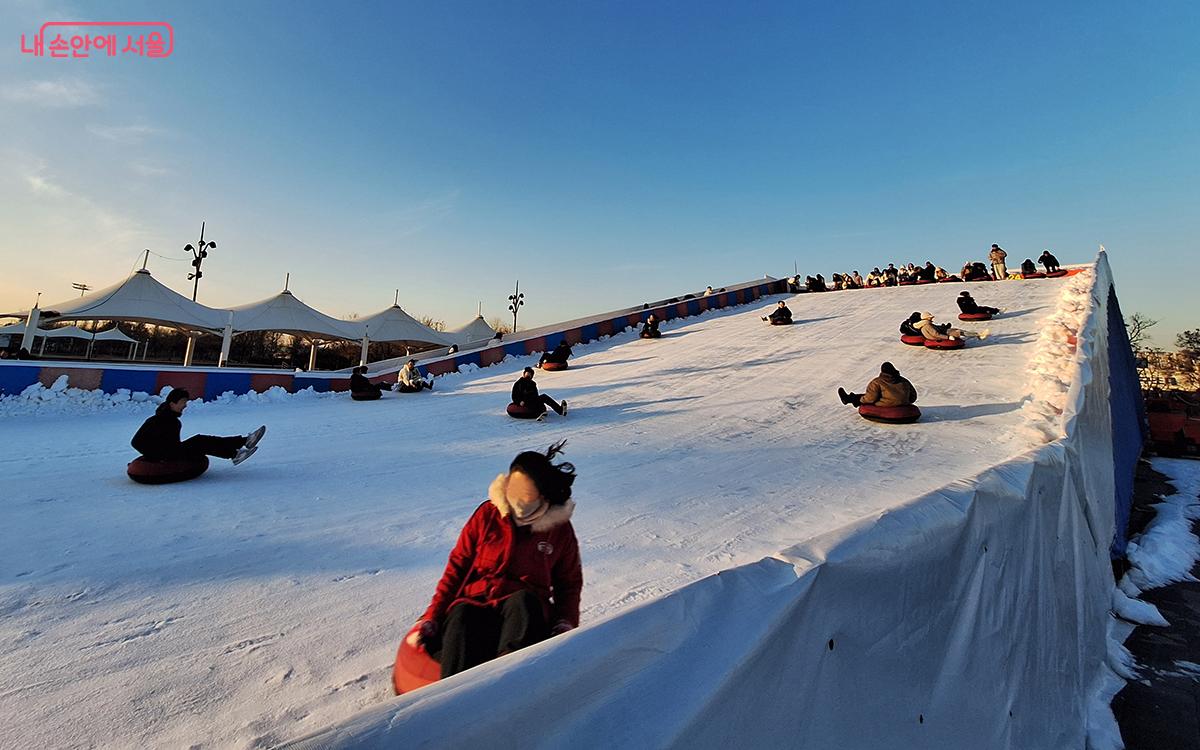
[[2, 276, 1079, 748]]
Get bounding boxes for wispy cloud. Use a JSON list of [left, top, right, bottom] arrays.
[[129, 161, 171, 178], [88, 123, 163, 144], [385, 189, 461, 238], [25, 171, 68, 198], [1, 78, 99, 107]]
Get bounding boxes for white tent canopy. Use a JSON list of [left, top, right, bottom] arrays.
[[450, 314, 498, 345], [231, 290, 364, 341], [92, 327, 140, 344], [357, 305, 454, 346], [0, 322, 28, 336], [24, 269, 229, 331], [38, 325, 94, 339]]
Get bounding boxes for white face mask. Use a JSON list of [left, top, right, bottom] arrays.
[[511, 498, 548, 526]]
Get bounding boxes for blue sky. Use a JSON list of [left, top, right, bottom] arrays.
[[1, 1, 1196, 345]]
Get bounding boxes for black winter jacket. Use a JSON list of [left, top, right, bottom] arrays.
[[512, 377, 540, 405], [131, 404, 182, 458]]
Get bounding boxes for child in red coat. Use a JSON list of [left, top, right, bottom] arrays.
[[416, 440, 583, 678]]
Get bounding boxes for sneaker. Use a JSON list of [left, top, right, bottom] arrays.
[[979, 329, 990, 340], [244, 425, 267, 451], [560, 400, 568, 416], [427, 379, 434, 391], [535, 413, 546, 422], [837, 387, 850, 405], [232, 444, 258, 466]]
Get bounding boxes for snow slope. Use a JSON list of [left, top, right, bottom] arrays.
[[1, 276, 1077, 749]]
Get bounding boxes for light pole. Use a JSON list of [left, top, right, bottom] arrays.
[[72, 282, 91, 297], [182, 222, 216, 366], [507, 280, 524, 333]]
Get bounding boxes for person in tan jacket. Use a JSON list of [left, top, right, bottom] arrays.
[[914, 312, 988, 341], [988, 244, 1008, 279], [837, 362, 917, 407]]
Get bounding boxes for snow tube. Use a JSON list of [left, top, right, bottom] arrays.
[[900, 334, 926, 346], [858, 404, 921, 424], [1045, 269, 1068, 278], [507, 402, 542, 419], [1022, 272, 1045, 279], [916, 279, 936, 285], [127, 455, 210, 485], [958, 312, 992, 321], [898, 281, 916, 286], [937, 276, 962, 283], [966, 276, 992, 282], [540, 361, 568, 371], [639, 331, 661, 339], [351, 389, 382, 401], [924, 338, 965, 350], [392, 624, 440, 695], [769, 318, 793, 326]]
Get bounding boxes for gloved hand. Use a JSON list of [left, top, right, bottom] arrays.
[[416, 619, 440, 649], [550, 621, 574, 636]]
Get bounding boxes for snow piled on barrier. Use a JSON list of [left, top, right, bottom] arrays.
[[1021, 267, 1094, 443], [0, 375, 336, 417]]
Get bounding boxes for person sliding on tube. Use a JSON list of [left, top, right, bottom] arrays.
[[538, 340, 573, 369], [956, 292, 1000, 317], [1020, 258, 1038, 276], [838, 362, 917, 408], [915, 311, 988, 341], [762, 301, 793, 324], [414, 440, 582, 679], [512, 367, 566, 420], [640, 314, 661, 339], [350, 365, 383, 398], [132, 388, 265, 465], [1038, 250, 1061, 273], [899, 311, 923, 336], [396, 359, 434, 392]]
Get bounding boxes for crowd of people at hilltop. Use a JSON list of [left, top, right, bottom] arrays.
[[784, 244, 1065, 293]]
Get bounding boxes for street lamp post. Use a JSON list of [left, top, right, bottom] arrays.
[[507, 280, 524, 333], [182, 222, 216, 366]]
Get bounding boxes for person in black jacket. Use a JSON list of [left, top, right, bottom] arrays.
[[350, 366, 383, 398], [131, 388, 265, 465], [640, 314, 661, 339], [763, 301, 793, 324], [538, 340, 573, 368], [899, 312, 923, 336], [1020, 258, 1038, 275], [1038, 250, 1061, 273], [957, 292, 1000, 316], [512, 368, 566, 419]]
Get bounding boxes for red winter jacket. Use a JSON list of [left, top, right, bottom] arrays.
[[421, 475, 583, 629]]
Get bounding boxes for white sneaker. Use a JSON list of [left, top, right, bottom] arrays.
[[244, 425, 267, 451], [232, 444, 258, 466], [979, 329, 990, 340], [535, 413, 546, 422]]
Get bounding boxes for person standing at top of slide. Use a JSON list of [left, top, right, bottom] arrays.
[[988, 244, 1008, 280]]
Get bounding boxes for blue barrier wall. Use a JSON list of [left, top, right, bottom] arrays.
[[1106, 285, 1147, 557]]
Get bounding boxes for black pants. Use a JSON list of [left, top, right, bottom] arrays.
[[396, 382, 428, 393], [844, 393, 864, 407], [147, 435, 245, 461], [524, 395, 563, 415], [435, 591, 548, 678]]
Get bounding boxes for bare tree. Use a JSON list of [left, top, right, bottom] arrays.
[[488, 317, 513, 334], [1177, 329, 1200, 355], [419, 316, 446, 332], [1125, 313, 1158, 350]]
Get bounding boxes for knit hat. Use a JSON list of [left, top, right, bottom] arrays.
[[880, 362, 899, 377]]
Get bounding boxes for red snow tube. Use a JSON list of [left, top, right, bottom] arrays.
[[1022, 272, 1045, 279], [1045, 269, 1068, 278], [898, 281, 916, 286], [858, 404, 921, 424], [958, 312, 992, 321], [540, 361, 568, 371], [127, 455, 210, 485], [900, 334, 926, 346], [351, 389, 382, 401], [392, 624, 440, 695], [507, 402, 542, 419], [916, 279, 936, 285], [938, 276, 962, 283], [769, 318, 793, 325], [967, 276, 991, 282], [924, 338, 965, 350]]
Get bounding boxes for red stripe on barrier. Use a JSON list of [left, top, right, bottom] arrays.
[[425, 359, 457, 376], [156, 371, 207, 399], [480, 347, 506, 367], [39, 366, 102, 390], [523, 336, 547, 355], [249, 373, 293, 393], [563, 328, 583, 345]]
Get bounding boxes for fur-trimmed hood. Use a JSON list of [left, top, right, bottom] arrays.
[[488, 473, 575, 532]]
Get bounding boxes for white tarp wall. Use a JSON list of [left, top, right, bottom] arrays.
[[290, 260, 1121, 750]]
